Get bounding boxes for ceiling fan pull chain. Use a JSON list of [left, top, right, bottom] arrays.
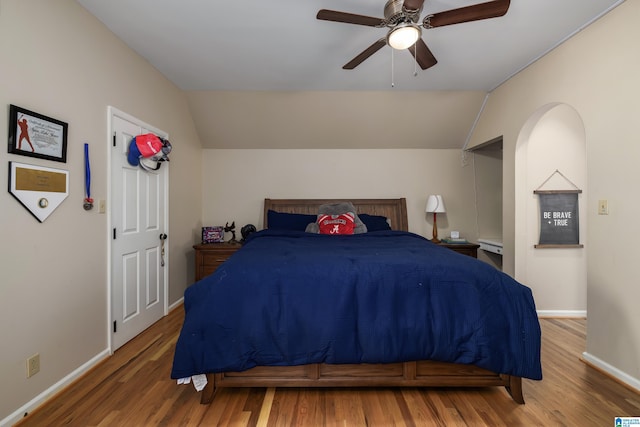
[[391, 47, 395, 88], [414, 43, 418, 76]]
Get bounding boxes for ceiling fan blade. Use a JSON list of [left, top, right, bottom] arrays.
[[402, 0, 426, 12], [426, 0, 510, 28], [409, 39, 438, 70], [317, 9, 385, 27], [343, 39, 387, 70]]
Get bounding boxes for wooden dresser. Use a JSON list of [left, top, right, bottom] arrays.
[[193, 242, 242, 281], [436, 242, 480, 258]]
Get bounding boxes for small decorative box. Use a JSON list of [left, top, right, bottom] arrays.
[[202, 226, 224, 243]]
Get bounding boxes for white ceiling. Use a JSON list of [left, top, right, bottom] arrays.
[[75, 0, 623, 149], [76, 0, 621, 91]]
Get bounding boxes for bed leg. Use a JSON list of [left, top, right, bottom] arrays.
[[505, 375, 525, 404], [200, 374, 216, 405]]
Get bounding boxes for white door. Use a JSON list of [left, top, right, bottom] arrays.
[[110, 108, 168, 351]]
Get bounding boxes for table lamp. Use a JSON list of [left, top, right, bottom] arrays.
[[426, 195, 446, 243]]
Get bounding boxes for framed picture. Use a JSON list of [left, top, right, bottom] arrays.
[[8, 104, 68, 163], [202, 226, 224, 243]]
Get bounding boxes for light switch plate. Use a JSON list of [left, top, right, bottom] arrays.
[[598, 200, 608, 215]]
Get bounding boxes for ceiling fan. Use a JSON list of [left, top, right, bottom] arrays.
[[316, 0, 510, 70]]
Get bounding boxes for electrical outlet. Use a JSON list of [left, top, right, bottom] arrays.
[[98, 199, 106, 214], [27, 354, 40, 378], [598, 200, 609, 215]]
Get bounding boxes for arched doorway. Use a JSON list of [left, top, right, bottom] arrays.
[[514, 103, 587, 315]]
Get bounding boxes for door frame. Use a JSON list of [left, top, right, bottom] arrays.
[[106, 106, 169, 354]]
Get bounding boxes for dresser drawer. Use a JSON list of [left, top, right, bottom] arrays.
[[436, 242, 480, 258], [193, 242, 242, 281], [200, 265, 219, 279], [201, 250, 237, 266]]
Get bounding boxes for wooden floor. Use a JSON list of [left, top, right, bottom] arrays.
[[16, 308, 640, 426]]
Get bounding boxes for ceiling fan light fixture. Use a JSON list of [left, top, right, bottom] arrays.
[[387, 23, 421, 50]]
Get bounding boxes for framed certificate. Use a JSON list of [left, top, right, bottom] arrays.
[[8, 104, 68, 163]]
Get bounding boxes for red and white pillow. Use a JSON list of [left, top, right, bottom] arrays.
[[317, 212, 355, 235]]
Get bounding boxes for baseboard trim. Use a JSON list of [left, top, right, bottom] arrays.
[[1, 349, 110, 427], [537, 310, 587, 318], [582, 352, 640, 393], [168, 297, 184, 312]]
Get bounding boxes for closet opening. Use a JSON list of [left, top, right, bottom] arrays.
[[467, 136, 503, 270]]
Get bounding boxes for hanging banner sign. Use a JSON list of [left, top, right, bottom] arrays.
[[534, 190, 582, 247]]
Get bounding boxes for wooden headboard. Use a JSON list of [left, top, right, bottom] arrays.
[[263, 198, 408, 231]]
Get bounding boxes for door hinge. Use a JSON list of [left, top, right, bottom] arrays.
[[112, 132, 116, 147], [113, 321, 117, 333], [113, 228, 116, 240]]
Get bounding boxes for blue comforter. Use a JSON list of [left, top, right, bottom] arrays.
[[171, 230, 542, 380]]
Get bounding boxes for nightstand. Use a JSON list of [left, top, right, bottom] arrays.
[[436, 242, 480, 258], [193, 242, 242, 281]]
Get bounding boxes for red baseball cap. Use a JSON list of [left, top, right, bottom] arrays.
[[127, 134, 171, 167]]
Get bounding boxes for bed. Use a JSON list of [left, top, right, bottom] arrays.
[[172, 198, 542, 405]]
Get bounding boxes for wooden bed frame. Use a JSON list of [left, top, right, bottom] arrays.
[[199, 198, 524, 404]]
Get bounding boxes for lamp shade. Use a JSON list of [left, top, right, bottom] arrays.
[[426, 195, 446, 213], [387, 24, 421, 50]]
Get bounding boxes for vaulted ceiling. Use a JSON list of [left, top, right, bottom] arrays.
[[76, 0, 623, 148]]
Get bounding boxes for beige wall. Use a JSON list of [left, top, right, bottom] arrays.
[[187, 91, 487, 149], [468, 1, 640, 387], [201, 149, 477, 240], [0, 1, 202, 423]]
